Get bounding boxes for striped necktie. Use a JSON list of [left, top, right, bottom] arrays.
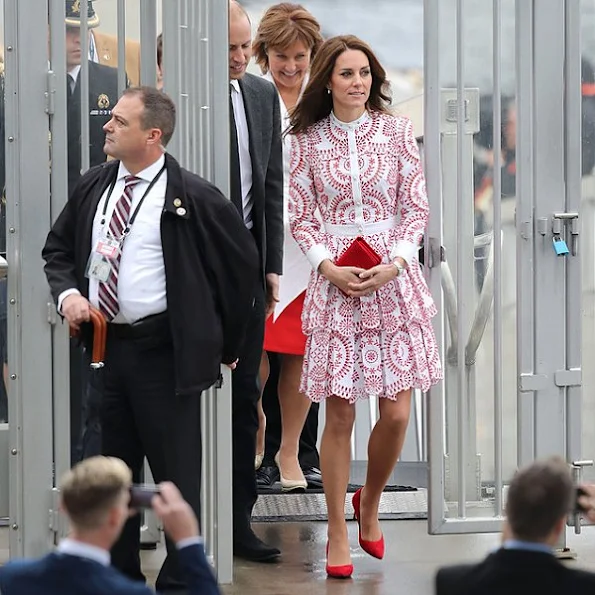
[[97, 175, 140, 320]]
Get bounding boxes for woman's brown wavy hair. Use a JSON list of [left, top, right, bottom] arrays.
[[288, 35, 391, 135], [252, 3, 323, 74]]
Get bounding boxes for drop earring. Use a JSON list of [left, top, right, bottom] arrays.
[[327, 88, 331, 94]]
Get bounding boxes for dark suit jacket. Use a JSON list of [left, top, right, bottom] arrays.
[[0, 543, 220, 595], [237, 73, 284, 280], [436, 548, 595, 595], [68, 61, 120, 193], [42, 153, 259, 393]]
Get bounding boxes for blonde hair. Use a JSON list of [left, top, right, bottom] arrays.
[[60, 456, 132, 530], [253, 3, 323, 74]]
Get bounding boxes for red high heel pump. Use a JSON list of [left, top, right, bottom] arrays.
[[352, 487, 385, 559], [325, 542, 353, 579]]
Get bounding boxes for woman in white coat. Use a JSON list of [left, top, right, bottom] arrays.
[[253, 3, 323, 491]]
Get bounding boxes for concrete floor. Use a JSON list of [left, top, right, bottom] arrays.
[[137, 520, 595, 595]]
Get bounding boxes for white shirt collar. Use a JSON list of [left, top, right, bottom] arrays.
[[117, 153, 166, 184], [68, 64, 82, 84], [57, 538, 110, 567], [330, 109, 371, 131], [230, 79, 241, 93]]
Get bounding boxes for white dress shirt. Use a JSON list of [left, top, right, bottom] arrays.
[[68, 64, 81, 91], [58, 155, 168, 323], [229, 79, 254, 229]]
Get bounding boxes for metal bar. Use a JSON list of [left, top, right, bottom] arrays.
[[200, 0, 212, 178], [48, 0, 72, 541], [117, 0, 127, 94], [515, 0, 536, 466], [178, 0, 189, 168], [208, 0, 233, 580], [79, 0, 90, 173], [200, 392, 211, 550], [532, 0, 567, 461], [465, 235, 494, 364], [424, 0, 447, 534], [214, 370, 233, 584], [432, 516, 505, 535], [139, 0, 157, 86], [492, 0, 504, 517], [564, 0, 582, 464], [455, 0, 467, 518], [161, 0, 182, 158], [5, 0, 56, 557]]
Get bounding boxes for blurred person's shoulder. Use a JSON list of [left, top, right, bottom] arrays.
[[0, 552, 153, 594]]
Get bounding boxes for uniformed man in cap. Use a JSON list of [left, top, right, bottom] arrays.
[[64, 0, 121, 193]]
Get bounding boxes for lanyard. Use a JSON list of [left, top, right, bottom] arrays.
[[100, 164, 167, 238]]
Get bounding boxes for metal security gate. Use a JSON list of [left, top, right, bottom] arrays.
[[425, 0, 586, 534], [3, 0, 234, 583]]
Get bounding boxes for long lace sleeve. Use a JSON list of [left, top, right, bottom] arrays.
[[288, 132, 332, 271], [390, 117, 428, 264]]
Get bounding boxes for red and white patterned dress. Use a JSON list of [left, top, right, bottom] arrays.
[[288, 110, 442, 403]]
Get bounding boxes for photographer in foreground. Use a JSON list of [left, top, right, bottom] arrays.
[[436, 456, 595, 595], [0, 456, 220, 595]]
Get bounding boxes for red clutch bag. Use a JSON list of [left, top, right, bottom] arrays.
[[335, 236, 382, 269]]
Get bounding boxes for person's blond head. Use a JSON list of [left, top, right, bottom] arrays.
[[60, 456, 132, 531]]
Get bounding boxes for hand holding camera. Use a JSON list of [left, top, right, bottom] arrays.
[[129, 482, 200, 544]]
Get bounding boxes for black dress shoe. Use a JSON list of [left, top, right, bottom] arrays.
[[302, 465, 323, 489], [234, 531, 281, 562], [256, 464, 280, 489]]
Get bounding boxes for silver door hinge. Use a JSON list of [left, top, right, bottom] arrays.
[[555, 368, 581, 387], [47, 302, 57, 325], [518, 373, 548, 392], [519, 369, 581, 392], [426, 237, 445, 269], [49, 487, 60, 533], [45, 70, 56, 115]]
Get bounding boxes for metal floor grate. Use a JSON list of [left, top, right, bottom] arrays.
[[252, 488, 428, 522]]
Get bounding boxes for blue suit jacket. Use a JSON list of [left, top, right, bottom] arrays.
[[0, 543, 220, 595]]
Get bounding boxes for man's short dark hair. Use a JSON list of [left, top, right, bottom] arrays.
[[506, 456, 573, 542], [123, 86, 176, 147]]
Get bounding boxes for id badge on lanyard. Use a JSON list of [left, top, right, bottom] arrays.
[[85, 236, 121, 283], [85, 164, 166, 283]]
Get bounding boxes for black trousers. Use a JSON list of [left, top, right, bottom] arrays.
[[69, 339, 92, 465], [262, 352, 320, 469], [101, 327, 202, 590], [232, 281, 265, 540]]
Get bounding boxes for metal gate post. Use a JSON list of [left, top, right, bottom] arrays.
[[162, 0, 233, 583], [516, 0, 583, 552], [4, 0, 56, 557], [440, 88, 481, 502]]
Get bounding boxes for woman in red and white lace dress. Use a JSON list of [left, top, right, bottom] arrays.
[[288, 35, 442, 578]]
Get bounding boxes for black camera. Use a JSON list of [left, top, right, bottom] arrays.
[[129, 484, 160, 509]]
